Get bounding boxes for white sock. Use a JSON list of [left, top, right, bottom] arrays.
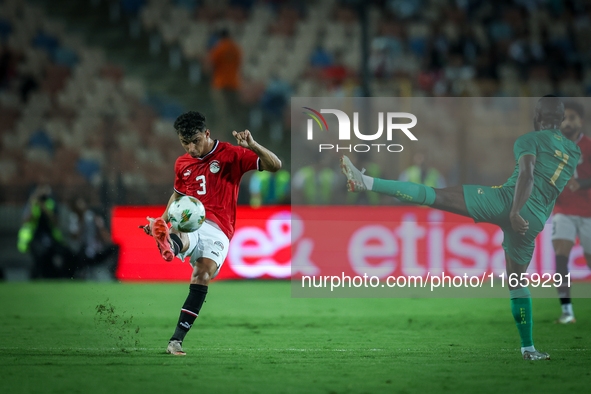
[[521, 346, 536, 354], [561, 303, 574, 315], [362, 174, 374, 190]]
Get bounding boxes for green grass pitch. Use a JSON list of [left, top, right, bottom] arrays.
[[1, 281, 590, 393]]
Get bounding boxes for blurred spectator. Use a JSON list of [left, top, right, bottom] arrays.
[[249, 169, 290, 208], [293, 157, 339, 205], [387, 0, 422, 19], [67, 197, 119, 278], [18, 74, 39, 103], [28, 129, 54, 156], [323, 51, 350, 91], [208, 29, 240, 75], [0, 44, 17, 89], [17, 185, 69, 278], [310, 45, 333, 68], [260, 73, 292, 142], [369, 35, 404, 79], [399, 153, 447, 188], [207, 28, 241, 131]]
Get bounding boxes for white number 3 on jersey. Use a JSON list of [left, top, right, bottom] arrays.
[[195, 175, 206, 195]]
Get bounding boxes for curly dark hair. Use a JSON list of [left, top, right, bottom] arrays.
[[174, 111, 207, 138], [534, 95, 564, 129], [564, 100, 584, 119]]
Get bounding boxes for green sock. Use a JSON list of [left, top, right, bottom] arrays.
[[510, 287, 533, 348], [372, 178, 436, 206]]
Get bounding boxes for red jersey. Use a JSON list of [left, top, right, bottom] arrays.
[[554, 134, 591, 217], [174, 140, 260, 239]]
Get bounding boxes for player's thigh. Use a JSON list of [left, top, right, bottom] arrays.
[[176, 231, 199, 261], [190, 257, 219, 284], [576, 216, 591, 255], [462, 185, 512, 225], [432, 185, 471, 217], [188, 222, 230, 279], [551, 214, 576, 255], [501, 212, 544, 268]]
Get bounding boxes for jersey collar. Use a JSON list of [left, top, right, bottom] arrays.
[[197, 140, 219, 160]]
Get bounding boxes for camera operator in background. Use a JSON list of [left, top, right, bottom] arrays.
[[67, 197, 119, 279], [17, 184, 66, 278]]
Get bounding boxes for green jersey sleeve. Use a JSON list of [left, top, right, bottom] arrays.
[[513, 132, 537, 161]]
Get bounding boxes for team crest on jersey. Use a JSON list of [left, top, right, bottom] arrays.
[[183, 169, 192, 177], [210, 160, 220, 173], [214, 241, 224, 251]]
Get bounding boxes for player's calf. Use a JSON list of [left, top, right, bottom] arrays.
[[554, 254, 575, 323], [169, 283, 208, 349]]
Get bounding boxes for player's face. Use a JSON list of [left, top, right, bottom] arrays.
[[560, 108, 582, 139], [179, 131, 210, 158]]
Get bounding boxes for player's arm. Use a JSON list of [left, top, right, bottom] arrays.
[[510, 154, 536, 235], [232, 129, 282, 172]]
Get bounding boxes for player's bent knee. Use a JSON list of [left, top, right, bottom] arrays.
[[190, 268, 212, 285], [190, 258, 218, 285], [552, 239, 574, 256]]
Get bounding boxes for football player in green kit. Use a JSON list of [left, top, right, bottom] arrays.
[[340, 96, 580, 360]]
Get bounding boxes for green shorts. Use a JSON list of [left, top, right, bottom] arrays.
[[463, 185, 545, 266]]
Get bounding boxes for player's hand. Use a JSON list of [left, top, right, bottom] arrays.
[[138, 217, 156, 236], [509, 213, 529, 236], [233, 130, 255, 148], [567, 178, 580, 192]]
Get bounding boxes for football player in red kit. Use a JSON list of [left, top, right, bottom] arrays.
[[551, 101, 591, 324], [140, 111, 282, 355]]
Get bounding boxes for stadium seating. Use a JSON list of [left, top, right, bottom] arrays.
[[1, 0, 590, 205], [136, 0, 587, 95], [0, 0, 183, 206]]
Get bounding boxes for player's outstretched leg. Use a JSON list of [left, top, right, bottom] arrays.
[[340, 155, 472, 218], [148, 217, 174, 262], [340, 155, 436, 205], [506, 254, 550, 361]]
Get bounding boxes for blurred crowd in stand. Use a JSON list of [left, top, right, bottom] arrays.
[[2, 0, 591, 208]]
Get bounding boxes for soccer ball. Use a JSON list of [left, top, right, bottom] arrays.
[[168, 196, 206, 232]]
